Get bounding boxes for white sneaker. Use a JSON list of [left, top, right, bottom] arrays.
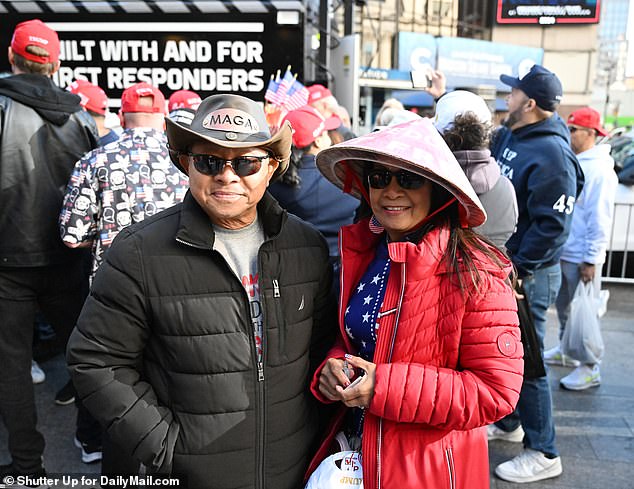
[[74, 437, 103, 464], [543, 345, 580, 367], [487, 424, 524, 443], [31, 360, 45, 384], [495, 449, 562, 483], [560, 364, 601, 390]]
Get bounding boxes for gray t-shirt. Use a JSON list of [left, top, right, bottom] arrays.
[[213, 217, 266, 365]]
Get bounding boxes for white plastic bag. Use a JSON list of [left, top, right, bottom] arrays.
[[597, 289, 610, 318], [304, 451, 363, 489], [561, 281, 604, 364]]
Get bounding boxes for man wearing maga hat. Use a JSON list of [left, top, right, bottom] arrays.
[[66, 78, 119, 146], [0, 19, 98, 480], [67, 94, 337, 489], [68, 78, 119, 146], [548, 107, 618, 390], [490, 64, 584, 484], [269, 105, 358, 260]]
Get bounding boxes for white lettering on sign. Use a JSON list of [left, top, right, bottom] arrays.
[[51, 33, 270, 98], [216, 41, 263, 63], [104, 67, 264, 92], [55, 66, 103, 86], [59, 40, 96, 61], [99, 40, 159, 62], [163, 40, 213, 63]]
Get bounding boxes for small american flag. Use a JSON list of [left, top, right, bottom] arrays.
[[276, 68, 296, 106], [264, 75, 282, 105], [283, 80, 309, 111], [100, 230, 115, 247], [135, 186, 148, 201]]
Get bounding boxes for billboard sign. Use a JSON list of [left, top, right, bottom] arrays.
[[0, 3, 304, 104], [496, 0, 601, 25], [398, 34, 544, 91]]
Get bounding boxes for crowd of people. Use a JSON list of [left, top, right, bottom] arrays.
[[0, 17, 619, 489]]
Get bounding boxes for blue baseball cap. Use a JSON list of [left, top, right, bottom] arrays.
[[500, 64, 563, 111]]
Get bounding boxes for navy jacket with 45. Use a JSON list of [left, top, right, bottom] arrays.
[[492, 114, 584, 277]]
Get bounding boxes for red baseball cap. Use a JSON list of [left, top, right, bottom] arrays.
[[168, 90, 202, 112], [120, 82, 166, 114], [11, 19, 60, 64], [307, 84, 333, 104], [282, 105, 340, 148], [68, 79, 108, 115], [568, 107, 608, 137]]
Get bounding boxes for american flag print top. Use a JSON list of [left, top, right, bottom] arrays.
[[344, 238, 391, 361]]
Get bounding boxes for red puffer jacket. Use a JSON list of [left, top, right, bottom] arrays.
[[309, 220, 524, 489]]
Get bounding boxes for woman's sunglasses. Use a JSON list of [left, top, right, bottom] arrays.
[[170, 148, 270, 177], [367, 169, 426, 190]]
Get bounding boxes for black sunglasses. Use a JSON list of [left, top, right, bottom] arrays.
[[170, 148, 270, 177], [367, 169, 426, 190]]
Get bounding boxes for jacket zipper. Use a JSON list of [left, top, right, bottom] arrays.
[[272, 278, 288, 367], [177, 235, 266, 488], [377, 262, 407, 489], [445, 448, 456, 489]]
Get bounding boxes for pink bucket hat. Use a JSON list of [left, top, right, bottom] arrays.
[[316, 118, 487, 227]]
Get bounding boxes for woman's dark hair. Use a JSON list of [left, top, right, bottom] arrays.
[[278, 146, 305, 187], [432, 186, 511, 293], [441, 112, 492, 152], [356, 162, 511, 293]]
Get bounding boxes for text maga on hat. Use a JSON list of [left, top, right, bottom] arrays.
[[202, 109, 260, 135]]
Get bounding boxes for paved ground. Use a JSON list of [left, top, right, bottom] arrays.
[[490, 283, 634, 489], [1, 284, 633, 488]]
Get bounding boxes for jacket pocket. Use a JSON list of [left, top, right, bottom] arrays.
[[269, 280, 316, 365]]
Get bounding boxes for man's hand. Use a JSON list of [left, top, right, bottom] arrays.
[[425, 70, 447, 99], [580, 262, 595, 283]]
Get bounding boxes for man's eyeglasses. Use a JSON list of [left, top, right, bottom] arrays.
[[568, 126, 589, 134], [367, 169, 427, 190], [171, 149, 270, 177]]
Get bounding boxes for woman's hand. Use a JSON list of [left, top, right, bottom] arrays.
[[335, 355, 377, 409], [318, 357, 353, 401]]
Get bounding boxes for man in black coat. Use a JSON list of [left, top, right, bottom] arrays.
[[67, 94, 337, 489], [0, 19, 97, 479]]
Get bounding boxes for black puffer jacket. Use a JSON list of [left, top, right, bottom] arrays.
[[67, 191, 337, 489], [0, 74, 98, 267]]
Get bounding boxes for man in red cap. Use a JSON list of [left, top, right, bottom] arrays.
[[0, 19, 98, 480], [168, 89, 202, 112], [545, 107, 618, 390], [61, 81, 185, 280], [59, 82, 188, 468], [269, 105, 358, 262], [167, 89, 202, 128], [68, 78, 119, 146], [307, 83, 355, 141]]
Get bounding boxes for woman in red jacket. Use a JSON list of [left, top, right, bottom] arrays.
[[308, 118, 524, 489]]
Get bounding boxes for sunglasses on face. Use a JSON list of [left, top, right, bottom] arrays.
[[177, 152, 270, 177], [367, 168, 427, 190], [568, 126, 590, 134]]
